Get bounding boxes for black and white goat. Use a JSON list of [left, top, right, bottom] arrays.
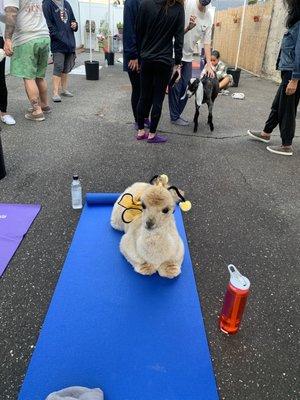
[[183, 74, 219, 132]]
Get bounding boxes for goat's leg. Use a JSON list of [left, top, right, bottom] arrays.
[[207, 100, 214, 131], [194, 104, 200, 133]]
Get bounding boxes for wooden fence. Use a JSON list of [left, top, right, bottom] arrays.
[[213, 1, 274, 75]]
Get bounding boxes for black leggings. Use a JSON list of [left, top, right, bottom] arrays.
[[0, 37, 8, 113], [128, 69, 140, 122], [137, 61, 172, 134], [264, 71, 300, 146]]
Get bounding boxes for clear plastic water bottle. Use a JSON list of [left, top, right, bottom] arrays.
[[71, 175, 83, 209]]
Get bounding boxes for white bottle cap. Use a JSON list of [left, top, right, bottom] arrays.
[[228, 264, 250, 290]]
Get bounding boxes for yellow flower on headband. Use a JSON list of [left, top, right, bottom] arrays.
[[179, 200, 192, 212], [118, 193, 143, 223]]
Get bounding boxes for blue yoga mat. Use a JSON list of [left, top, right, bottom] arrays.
[[18, 193, 219, 400]]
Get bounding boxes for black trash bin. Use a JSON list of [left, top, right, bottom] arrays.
[[105, 52, 115, 66], [0, 134, 6, 180], [85, 60, 100, 80], [227, 67, 241, 87]]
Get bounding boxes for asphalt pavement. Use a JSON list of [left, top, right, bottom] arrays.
[[0, 53, 299, 400]]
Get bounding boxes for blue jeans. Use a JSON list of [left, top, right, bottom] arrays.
[[168, 61, 192, 121]]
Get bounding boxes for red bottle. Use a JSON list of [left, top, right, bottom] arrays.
[[219, 264, 250, 335]]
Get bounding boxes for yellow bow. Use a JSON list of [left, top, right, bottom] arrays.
[[118, 193, 143, 223]]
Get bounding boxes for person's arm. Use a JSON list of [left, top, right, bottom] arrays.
[[174, 7, 184, 67], [203, 26, 214, 78], [3, 0, 19, 56], [124, 0, 139, 71], [135, 1, 145, 62], [286, 26, 300, 95], [42, 1, 58, 38], [184, 15, 196, 35]]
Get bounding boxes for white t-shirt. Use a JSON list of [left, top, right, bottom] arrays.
[[183, 0, 214, 62], [3, 0, 48, 46]]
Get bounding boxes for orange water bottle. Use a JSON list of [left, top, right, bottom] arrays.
[[219, 264, 250, 335]]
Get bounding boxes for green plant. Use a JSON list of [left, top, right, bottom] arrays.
[[99, 20, 111, 38], [248, 0, 257, 4], [117, 22, 123, 30]]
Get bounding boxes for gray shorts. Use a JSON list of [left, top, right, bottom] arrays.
[[53, 52, 76, 76]]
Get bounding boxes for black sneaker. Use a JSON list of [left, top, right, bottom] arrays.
[[267, 145, 293, 156], [247, 130, 270, 143]]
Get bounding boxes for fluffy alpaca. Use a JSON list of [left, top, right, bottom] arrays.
[[110, 179, 186, 278]]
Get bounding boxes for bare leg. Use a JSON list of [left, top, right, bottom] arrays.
[[36, 78, 48, 109], [61, 73, 68, 91], [52, 75, 61, 96], [219, 76, 231, 90], [24, 79, 42, 115]]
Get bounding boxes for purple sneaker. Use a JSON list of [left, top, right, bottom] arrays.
[[136, 132, 149, 140], [147, 134, 167, 144]]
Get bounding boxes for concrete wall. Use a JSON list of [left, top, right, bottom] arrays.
[[262, 0, 286, 81]]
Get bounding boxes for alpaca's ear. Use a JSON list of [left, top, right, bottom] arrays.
[[150, 174, 169, 188]]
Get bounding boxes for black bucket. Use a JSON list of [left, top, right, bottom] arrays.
[[227, 67, 241, 87], [0, 134, 6, 180], [105, 52, 115, 66], [85, 60, 100, 80]]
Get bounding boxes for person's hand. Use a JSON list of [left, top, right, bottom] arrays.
[[172, 64, 181, 83], [286, 79, 298, 96], [71, 21, 77, 30], [205, 64, 215, 78], [4, 39, 13, 56], [128, 59, 139, 72], [187, 15, 197, 31]]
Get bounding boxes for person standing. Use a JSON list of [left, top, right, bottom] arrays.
[[123, 0, 149, 130], [168, 0, 214, 126], [4, 0, 50, 121], [247, 0, 300, 156], [0, 0, 16, 126], [136, 0, 184, 143], [43, 0, 78, 102]]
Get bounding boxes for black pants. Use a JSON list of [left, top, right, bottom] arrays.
[[137, 61, 172, 134], [0, 37, 8, 113], [264, 71, 300, 146], [128, 69, 140, 123]]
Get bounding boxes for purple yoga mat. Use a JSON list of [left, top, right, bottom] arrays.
[[0, 204, 41, 276]]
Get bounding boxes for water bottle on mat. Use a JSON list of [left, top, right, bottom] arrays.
[[219, 264, 250, 335], [71, 175, 83, 209]]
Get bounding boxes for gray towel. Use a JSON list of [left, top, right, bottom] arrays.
[[46, 386, 104, 400]]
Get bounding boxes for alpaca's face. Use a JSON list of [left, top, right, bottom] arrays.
[[140, 187, 175, 231]]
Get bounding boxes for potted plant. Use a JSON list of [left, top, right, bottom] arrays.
[[117, 22, 123, 35], [85, 19, 100, 80], [98, 20, 114, 65]]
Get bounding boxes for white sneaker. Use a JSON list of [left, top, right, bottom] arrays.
[[1, 114, 16, 125]]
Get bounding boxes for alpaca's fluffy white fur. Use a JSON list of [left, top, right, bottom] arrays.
[[111, 181, 184, 278]]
